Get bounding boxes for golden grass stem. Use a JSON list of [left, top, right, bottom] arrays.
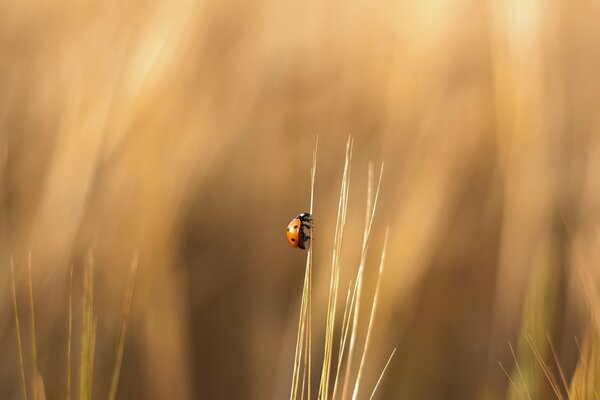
[[290, 137, 318, 400], [509, 341, 531, 400], [292, 139, 390, 400], [525, 335, 563, 400], [546, 334, 569, 396], [498, 361, 525, 400], [67, 265, 73, 400], [108, 256, 139, 400], [331, 280, 356, 400], [88, 317, 97, 399], [368, 348, 396, 400], [341, 275, 361, 400], [351, 228, 389, 400], [79, 257, 95, 400], [574, 336, 600, 400], [291, 265, 310, 400], [11, 258, 28, 400], [307, 140, 316, 400], [319, 138, 352, 400], [341, 164, 383, 400], [27, 253, 39, 400]]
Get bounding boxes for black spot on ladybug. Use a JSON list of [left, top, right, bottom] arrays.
[[291, 238, 296, 241], [294, 225, 298, 229]]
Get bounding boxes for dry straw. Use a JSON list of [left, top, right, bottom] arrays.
[[290, 137, 395, 400], [11, 255, 139, 400]]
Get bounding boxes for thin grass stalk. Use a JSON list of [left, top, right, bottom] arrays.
[[290, 138, 317, 400], [546, 334, 569, 396], [11, 258, 28, 400], [108, 256, 139, 400], [291, 272, 309, 400], [574, 336, 588, 400], [318, 138, 352, 399], [368, 348, 396, 400], [318, 142, 347, 399], [509, 341, 532, 400], [331, 280, 356, 400], [525, 335, 563, 400], [79, 259, 94, 400], [27, 253, 38, 400], [498, 362, 526, 400], [293, 269, 310, 399], [88, 317, 97, 399], [67, 265, 73, 400], [332, 163, 374, 400], [341, 164, 383, 400], [341, 276, 362, 400], [300, 337, 308, 400], [307, 141, 316, 400], [575, 336, 600, 400], [351, 228, 389, 400]]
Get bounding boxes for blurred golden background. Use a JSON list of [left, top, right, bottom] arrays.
[[1, 0, 599, 398]]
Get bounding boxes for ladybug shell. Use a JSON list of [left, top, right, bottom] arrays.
[[286, 218, 302, 248]]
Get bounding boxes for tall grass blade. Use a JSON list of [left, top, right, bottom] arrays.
[[351, 227, 389, 400], [341, 163, 383, 400], [78, 256, 95, 400], [67, 265, 73, 400], [27, 253, 39, 400], [11, 258, 28, 400], [318, 137, 352, 400], [368, 348, 396, 400], [290, 137, 317, 400], [499, 361, 526, 400], [108, 256, 139, 400]]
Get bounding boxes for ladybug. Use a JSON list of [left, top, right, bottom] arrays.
[[286, 212, 313, 249]]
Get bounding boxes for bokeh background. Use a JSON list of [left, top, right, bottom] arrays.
[[1, 0, 599, 398]]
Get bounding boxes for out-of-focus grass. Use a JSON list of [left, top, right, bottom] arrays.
[[9, 257, 137, 400], [0, 0, 599, 398]]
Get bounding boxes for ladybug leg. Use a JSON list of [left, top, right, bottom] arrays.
[[298, 228, 311, 242], [298, 213, 313, 224]]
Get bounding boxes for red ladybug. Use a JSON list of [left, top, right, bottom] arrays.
[[286, 212, 313, 249]]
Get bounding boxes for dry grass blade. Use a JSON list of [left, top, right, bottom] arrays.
[[27, 253, 39, 400], [546, 334, 569, 396], [369, 348, 396, 400], [67, 265, 73, 400], [574, 335, 600, 400], [525, 335, 563, 400], [88, 317, 97, 399], [341, 163, 383, 400], [351, 227, 389, 400], [306, 140, 317, 400], [108, 256, 139, 400], [332, 164, 373, 400], [291, 258, 311, 400], [498, 361, 526, 400], [11, 258, 28, 400], [78, 258, 95, 400], [331, 280, 356, 400], [509, 341, 532, 400], [341, 277, 362, 400], [318, 137, 352, 400], [292, 140, 391, 400], [290, 137, 318, 400]]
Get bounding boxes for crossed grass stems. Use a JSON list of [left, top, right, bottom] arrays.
[[10, 253, 138, 400], [500, 257, 600, 400], [290, 137, 396, 400], [289, 138, 600, 400]]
